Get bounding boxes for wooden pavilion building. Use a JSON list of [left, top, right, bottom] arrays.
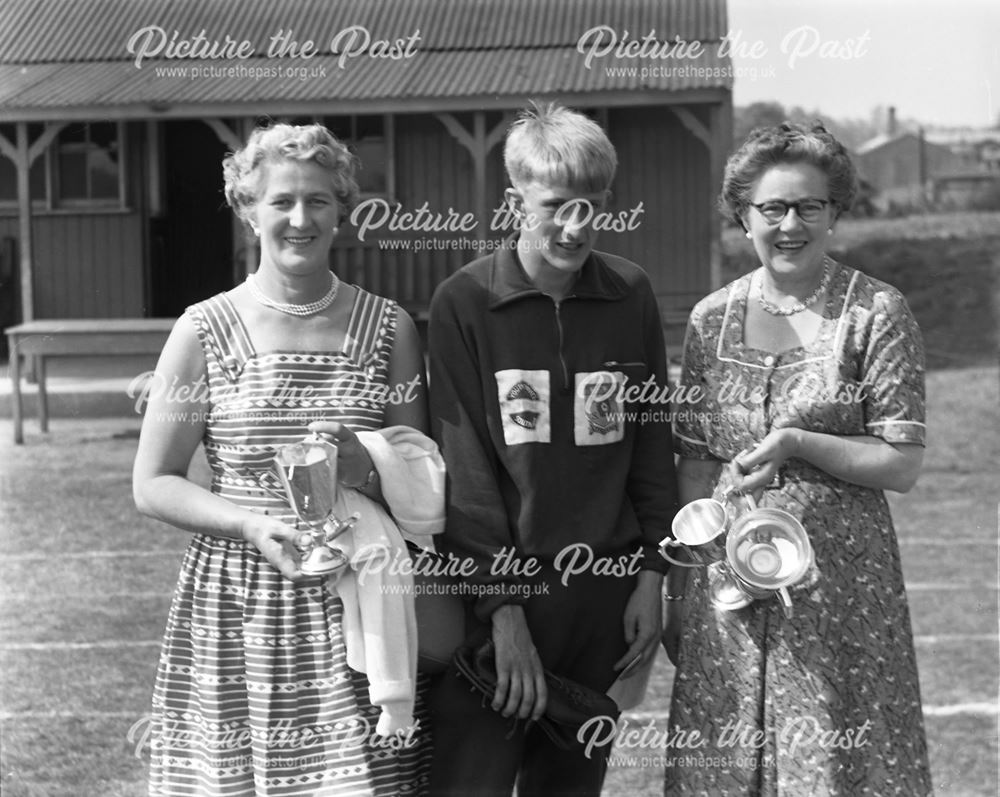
[[0, 0, 732, 337]]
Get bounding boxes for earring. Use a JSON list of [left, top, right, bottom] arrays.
[[745, 231, 752, 240], [332, 226, 340, 236], [827, 228, 834, 235]]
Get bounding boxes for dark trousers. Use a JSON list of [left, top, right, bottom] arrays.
[[428, 562, 637, 796]]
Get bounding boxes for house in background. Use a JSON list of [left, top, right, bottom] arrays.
[[924, 127, 1000, 209], [853, 108, 971, 212], [926, 127, 1000, 172], [928, 171, 1000, 208], [854, 107, 1000, 212], [0, 0, 733, 347]]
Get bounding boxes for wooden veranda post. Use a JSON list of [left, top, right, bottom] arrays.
[[435, 111, 513, 241], [0, 123, 67, 324], [668, 104, 730, 292]]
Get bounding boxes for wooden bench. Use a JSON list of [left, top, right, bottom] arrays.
[[5, 319, 175, 444]]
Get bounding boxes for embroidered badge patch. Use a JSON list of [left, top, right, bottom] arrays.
[[575, 371, 625, 446], [496, 369, 551, 445]]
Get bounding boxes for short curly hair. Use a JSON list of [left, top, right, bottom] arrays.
[[719, 122, 857, 227], [223, 123, 360, 233]]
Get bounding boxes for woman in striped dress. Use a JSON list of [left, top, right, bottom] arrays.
[[133, 123, 431, 795]]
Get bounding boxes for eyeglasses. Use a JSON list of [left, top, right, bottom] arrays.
[[750, 199, 831, 224]]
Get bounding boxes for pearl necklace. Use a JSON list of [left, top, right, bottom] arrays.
[[246, 271, 340, 317], [757, 259, 833, 317]]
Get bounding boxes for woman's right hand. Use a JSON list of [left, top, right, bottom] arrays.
[[240, 516, 304, 581], [661, 599, 685, 666]]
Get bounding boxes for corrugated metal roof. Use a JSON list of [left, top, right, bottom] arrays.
[[1, 0, 729, 61], [0, 0, 731, 116], [0, 49, 732, 108]]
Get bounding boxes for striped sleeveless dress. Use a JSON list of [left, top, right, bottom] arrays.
[[148, 289, 431, 796]]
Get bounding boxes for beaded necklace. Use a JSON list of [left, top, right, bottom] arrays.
[[757, 259, 832, 317], [246, 271, 339, 317]]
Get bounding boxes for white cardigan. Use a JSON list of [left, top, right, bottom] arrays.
[[328, 426, 446, 736]]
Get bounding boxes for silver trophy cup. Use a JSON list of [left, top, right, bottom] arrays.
[[660, 497, 755, 611], [660, 489, 817, 615], [725, 493, 815, 618], [272, 433, 359, 577]]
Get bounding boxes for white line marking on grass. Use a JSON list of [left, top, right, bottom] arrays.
[[1, 640, 161, 651], [7, 634, 978, 650], [622, 704, 1000, 722], [0, 711, 141, 720], [0, 592, 172, 601], [4, 704, 997, 721], [915, 634, 998, 644], [899, 538, 998, 545], [906, 583, 999, 591], [1, 550, 184, 562], [923, 703, 999, 717]]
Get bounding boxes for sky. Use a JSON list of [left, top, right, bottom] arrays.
[[725, 0, 1000, 128]]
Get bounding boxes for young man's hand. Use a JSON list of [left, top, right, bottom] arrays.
[[614, 570, 663, 674], [491, 604, 548, 721]]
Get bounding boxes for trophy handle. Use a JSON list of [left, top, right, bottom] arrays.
[[777, 586, 793, 619], [658, 540, 706, 568], [325, 512, 360, 544], [720, 485, 758, 516]]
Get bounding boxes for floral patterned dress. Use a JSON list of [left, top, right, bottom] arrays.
[[666, 262, 933, 796]]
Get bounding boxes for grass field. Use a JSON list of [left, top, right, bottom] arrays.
[[1, 211, 998, 795]]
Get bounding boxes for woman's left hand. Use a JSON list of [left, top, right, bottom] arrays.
[[733, 428, 800, 493], [308, 421, 373, 488]]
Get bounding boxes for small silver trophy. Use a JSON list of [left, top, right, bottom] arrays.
[[724, 493, 815, 618], [659, 491, 816, 616], [661, 497, 755, 611], [272, 433, 359, 577]]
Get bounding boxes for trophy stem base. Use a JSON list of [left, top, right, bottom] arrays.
[[299, 547, 349, 578], [708, 562, 754, 611]]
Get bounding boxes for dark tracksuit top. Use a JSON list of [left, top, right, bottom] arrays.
[[428, 240, 679, 622]]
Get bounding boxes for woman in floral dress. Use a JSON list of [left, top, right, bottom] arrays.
[[133, 123, 432, 795], [662, 123, 933, 795]]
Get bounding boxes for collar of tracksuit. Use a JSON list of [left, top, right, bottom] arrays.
[[487, 236, 630, 310]]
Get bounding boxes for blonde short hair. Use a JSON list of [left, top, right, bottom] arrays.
[[223, 123, 359, 230], [503, 101, 617, 193]]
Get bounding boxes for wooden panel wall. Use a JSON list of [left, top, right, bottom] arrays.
[[0, 122, 147, 319], [332, 111, 509, 313], [602, 104, 713, 315], [0, 212, 145, 319]]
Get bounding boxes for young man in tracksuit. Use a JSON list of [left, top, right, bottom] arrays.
[[427, 102, 679, 796]]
